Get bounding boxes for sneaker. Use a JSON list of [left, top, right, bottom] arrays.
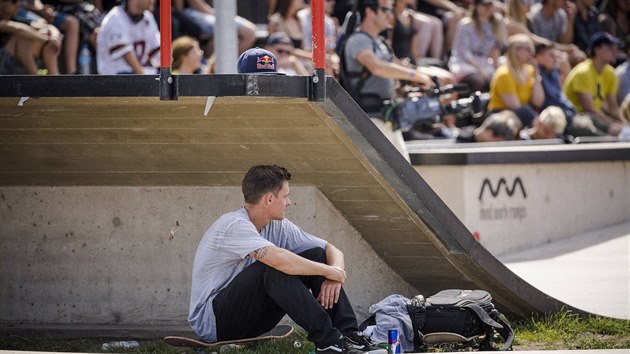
[[316, 336, 365, 353], [346, 331, 387, 353]]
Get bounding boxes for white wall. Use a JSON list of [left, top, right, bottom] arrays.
[[415, 161, 630, 256]]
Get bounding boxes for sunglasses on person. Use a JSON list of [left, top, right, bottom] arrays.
[[379, 6, 393, 14], [275, 48, 291, 55]]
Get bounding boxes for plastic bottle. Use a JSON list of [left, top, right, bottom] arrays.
[[101, 340, 140, 351], [78, 44, 92, 75]]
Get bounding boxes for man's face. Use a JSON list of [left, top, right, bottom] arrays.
[[535, 48, 556, 70], [0, 0, 19, 18], [374, 0, 394, 31], [268, 181, 292, 220], [595, 43, 617, 64]]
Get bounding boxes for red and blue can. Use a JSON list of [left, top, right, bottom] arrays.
[[388, 329, 401, 353]]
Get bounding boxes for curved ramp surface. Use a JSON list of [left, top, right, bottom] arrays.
[[0, 75, 589, 318]]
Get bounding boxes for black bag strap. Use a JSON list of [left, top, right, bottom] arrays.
[[339, 31, 377, 101], [479, 311, 514, 351], [464, 304, 503, 329]]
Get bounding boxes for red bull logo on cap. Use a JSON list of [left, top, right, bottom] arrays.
[[256, 55, 276, 71]]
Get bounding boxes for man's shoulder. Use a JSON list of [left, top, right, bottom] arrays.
[[101, 6, 125, 23], [345, 31, 374, 45]]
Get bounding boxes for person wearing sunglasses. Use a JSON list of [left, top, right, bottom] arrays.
[[340, 0, 434, 159], [264, 31, 309, 75]]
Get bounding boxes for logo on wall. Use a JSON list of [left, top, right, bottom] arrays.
[[478, 177, 527, 201]]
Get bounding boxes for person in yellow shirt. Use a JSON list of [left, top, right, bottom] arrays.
[[488, 34, 545, 127], [563, 31, 624, 136]]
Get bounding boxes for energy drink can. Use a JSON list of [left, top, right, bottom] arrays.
[[388, 329, 401, 353]]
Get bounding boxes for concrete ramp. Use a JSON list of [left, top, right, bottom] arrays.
[[0, 75, 583, 319]]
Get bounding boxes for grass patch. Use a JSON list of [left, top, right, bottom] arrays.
[[1, 311, 628, 353], [511, 310, 630, 350]]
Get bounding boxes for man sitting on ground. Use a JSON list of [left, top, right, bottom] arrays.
[[188, 165, 385, 354]]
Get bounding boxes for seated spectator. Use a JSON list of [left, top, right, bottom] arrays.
[[448, 0, 507, 91], [506, 0, 584, 76], [268, 0, 307, 50], [20, 0, 79, 73], [615, 35, 630, 103], [563, 31, 625, 136], [573, 0, 600, 53], [298, 0, 339, 53], [269, 0, 317, 72], [390, 0, 454, 85], [535, 41, 576, 131], [178, 0, 256, 57], [598, 0, 630, 41], [96, 0, 160, 74], [171, 35, 203, 74], [1, 0, 61, 74], [0, 19, 28, 74], [488, 34, 545, 127], [297, 0, 340, 75], [527, 0, 576, 47], [391, 0, 419, 64], [44, 0, 100, 49], [519, 105, 567, 139], [456, 109, 523, 142], [264, 31, 309, 75]]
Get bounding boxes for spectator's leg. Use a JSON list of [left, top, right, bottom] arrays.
[[413, 12, 443, 60], [235, 16, 257, 54], [460, 73, 487, 92], [57, 14, 80, 74], [37, 36, 61, 75], [412, 12, 434, 59], [443, 10, 463, 53], [14, 37, 39, 74]]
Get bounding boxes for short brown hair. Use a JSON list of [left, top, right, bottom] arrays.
[[242, 165, 292, 203]]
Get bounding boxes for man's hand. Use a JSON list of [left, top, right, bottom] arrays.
[[317, 279, 342, 309]]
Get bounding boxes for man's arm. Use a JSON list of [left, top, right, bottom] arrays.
[[355, 49, 433, 87], [250, 245, 347, 283], [559, 3, 576, 44], [121, 51, 146, 74], [185, 0, 213, 15], [318, 242, 345, 309], [604, 93, 621, 121], [576, 91, 619, 123]]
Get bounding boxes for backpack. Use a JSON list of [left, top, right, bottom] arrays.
[[407, 289, 514, 351]]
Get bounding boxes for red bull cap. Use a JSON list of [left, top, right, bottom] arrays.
[[237, 47, 279, 74]]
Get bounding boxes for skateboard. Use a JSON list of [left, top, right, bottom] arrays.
[[164, 324, 294, 348]]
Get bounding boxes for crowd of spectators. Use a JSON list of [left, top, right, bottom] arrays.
[[1, 0, 629, 141]]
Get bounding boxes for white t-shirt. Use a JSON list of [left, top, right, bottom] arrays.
[[96, 6, 160, 74], [188, 208, 327, 342]]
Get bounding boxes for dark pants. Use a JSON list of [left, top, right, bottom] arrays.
[[213, 248, 359, 348]]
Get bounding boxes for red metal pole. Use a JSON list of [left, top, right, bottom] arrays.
[[311, 0, 325, 70], [160, 0, 172, 69]]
